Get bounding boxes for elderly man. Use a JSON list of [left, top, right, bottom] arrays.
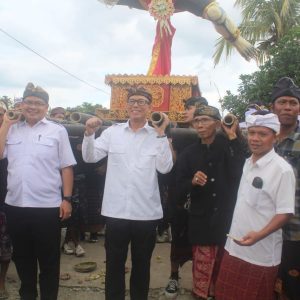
[[0, 83, 76, 300], [215, 112, 295, 300], [164, 95, 208, 298], [271, 77, 300, 300], [82, 86, 173, 300], [176, 105, 246, 299]]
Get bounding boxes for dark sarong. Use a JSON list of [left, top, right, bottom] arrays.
[[0, 211, 12, 261], [170, 208, 192, 266], [215, 251, 278, 300], [277, 240, 300, 300]]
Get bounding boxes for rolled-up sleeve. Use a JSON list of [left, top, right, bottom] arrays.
[[155, 137, 173, 174]]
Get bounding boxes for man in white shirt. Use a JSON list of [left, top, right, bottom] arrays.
[[215, 113, 295, 300], [0, 83, 76, 300], [82, 86, 173, 300]]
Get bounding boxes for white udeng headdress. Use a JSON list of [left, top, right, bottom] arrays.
[[246, 113, 280, 133]]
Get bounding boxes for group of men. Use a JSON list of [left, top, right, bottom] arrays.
[[0, 77, 299, 300]]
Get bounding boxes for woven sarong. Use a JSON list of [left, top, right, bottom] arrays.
[[0, 211, 12, 261], [215, 250, 278, 300], [192, 245, 222, 298]]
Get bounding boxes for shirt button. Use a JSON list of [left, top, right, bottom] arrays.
[[212, 193, 216, 197], [211, 178, 215, 182], [208, 162, 213, 167]]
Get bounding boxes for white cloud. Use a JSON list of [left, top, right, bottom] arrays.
[[0, 0, 258, 110]]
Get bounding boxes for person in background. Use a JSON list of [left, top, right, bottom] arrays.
[[271, 77, 300, 300], [215, 112, 295, 300], [176, 105, 246, 299], [164, 96, 208, 298], [82, 86, 173, 300], [50, 107, 66, 121], [0, 83, 76, 300], [0, 105, 11, 300], [13, 97, 22, 110]]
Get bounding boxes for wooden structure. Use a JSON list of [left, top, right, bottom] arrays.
[[97, 74, 200, 123]]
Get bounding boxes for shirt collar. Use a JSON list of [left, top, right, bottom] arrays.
[[125, 120, 152, 133], [19, 117, 48, 128], [250, 148, 276, 168]]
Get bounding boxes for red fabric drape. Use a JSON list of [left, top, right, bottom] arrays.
[[147, 19, 176, 75]]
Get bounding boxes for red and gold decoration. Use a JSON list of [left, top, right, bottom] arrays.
[[97, 74, 200, 122], [147, 0, 175, 75], [148, 0, 175, 35]]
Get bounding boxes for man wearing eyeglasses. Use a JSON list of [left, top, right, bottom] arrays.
[[82, 86, 173, 300], [0, 83, 76, 300], [176, 105, 246, 299]]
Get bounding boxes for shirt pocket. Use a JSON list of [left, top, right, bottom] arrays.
[[6, 138, 23, 156], [137, 150, 157, 169], [33, 136, 56, 158], [245, 185, 262, 209], [108, 144, 125, 165]]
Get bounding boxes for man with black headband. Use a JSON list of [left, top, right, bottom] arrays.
[[176, 105, 246, 299], [271, 77, 300, 300], [82, 86, 173, 300], [0, 83, 76, 300], [164, 95, 208, 298]]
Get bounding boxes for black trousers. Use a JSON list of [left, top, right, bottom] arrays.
[[5, 205, 61, 300], [105, 217, 158, 300]]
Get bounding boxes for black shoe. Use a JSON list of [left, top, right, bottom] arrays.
[[89, 233, 98, 243], [165, 279, 178, 298]]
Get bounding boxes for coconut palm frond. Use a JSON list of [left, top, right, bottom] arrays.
[[213, 37, 234, 66], [214, 0, 300, 65]]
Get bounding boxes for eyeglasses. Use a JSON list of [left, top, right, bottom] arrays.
[[192, 117, 215, 125], [23, 99, 47, 107], [127, 99, 150, 106]]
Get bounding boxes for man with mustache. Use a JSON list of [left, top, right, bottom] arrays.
[[271, 77, 300, 300]]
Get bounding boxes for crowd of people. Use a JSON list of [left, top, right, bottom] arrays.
[[0, 77, 299, 300]]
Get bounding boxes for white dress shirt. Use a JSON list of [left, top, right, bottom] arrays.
[[82, 121, 173, 220], [4, 118, 76, 208], [225, 149, 295, 266]]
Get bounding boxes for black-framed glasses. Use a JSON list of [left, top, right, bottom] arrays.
[[127, 98, 149, 106]]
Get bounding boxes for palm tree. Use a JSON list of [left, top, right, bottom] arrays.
[[213, 0, 300, 65]]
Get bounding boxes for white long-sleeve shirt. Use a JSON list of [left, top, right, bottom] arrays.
[[82, 121, 173, 220], [4, 118, 76, 208]]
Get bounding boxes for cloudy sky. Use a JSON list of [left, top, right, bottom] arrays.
[[0, 0, 258, 110]]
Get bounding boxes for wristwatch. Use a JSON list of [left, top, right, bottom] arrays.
[[63, 196, 72, 203]]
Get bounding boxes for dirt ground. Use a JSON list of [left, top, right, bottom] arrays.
[[5, 236, 195, 299]]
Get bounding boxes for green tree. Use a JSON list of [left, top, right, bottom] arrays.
[[0, 96, 13, 109], [220, 27, 300, 118], [213, 0, 300, 65], [66, 102, 105, 114]]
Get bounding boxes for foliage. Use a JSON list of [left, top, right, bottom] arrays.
[[66, 102, 105, 114], [213, 0, 300, 65], [220, 27, 300, 119], [0, 96, 13, 109]]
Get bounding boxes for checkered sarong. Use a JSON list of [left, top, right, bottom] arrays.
[[215, 251, 278, 300]]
